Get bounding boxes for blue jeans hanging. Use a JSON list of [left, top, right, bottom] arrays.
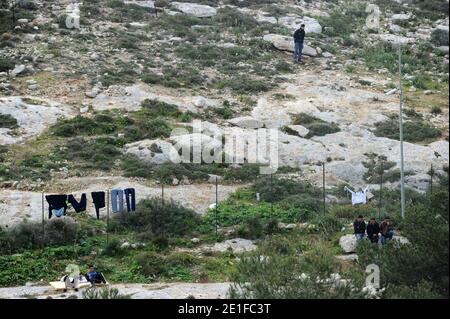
[[124, 188, 136, 212], [111, 189, 124, 213]]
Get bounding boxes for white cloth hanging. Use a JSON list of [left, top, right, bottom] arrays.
[[344, 186, 371, 206]]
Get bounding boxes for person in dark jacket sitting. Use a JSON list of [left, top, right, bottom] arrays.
[[86, 265, 107, 284], [380, 216, 395, 245], [293, 24, 306, 63], [366, 218, 380, 244], [353, 215, 366, 241]]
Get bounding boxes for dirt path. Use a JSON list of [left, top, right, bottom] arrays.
[[0, 282, 232, 299]]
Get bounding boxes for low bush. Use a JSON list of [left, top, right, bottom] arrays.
[[0, 114, 18, 129], [373, 119, 442, 142], [82, 287, 130, 299], [0, 58, 15, 73], [61, 137, 122, 171], [102, 239, 124, 257], [0, 219, 80, 255], [229, 237, 365, 298], [291, 113, 340, 138], [109, 198, 200, 239], [253, 176, 322, 203]]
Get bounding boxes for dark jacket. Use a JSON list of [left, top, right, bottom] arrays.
[[293, 28, 305, 43], [380, 221, 394, 236], [353, 220, 366, 234], [366, 222, 380, 238]]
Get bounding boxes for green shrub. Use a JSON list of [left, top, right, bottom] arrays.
[[431, 106, 442, 115], [0, 219, 80, 255], [236, 216, 264, 239], [109, 198, 200, 238], [82, 287, 130, 299], [291, 113, 340, 138], [254, 176, 321, 203], [0, 58, 15, 72], [102, 239, 124, 257], [52, 115, 119, 137], [0, 114, 18, 129], [217, 76, 274, 94], [135, 251, 168, 277], [431, 28, 449, 46], [61, 137, 122, 171], [312, 214, 343, 236], [373, 119, 442, 142], [229, 237, 365, 299]]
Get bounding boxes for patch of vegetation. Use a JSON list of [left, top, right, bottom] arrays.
[[0, 57, 15, 72], [291, 113, 341, 138], [229, 237, 364, 298], [60, 137, 123, 171], [109, 198, 200, 240], [0, 219, 81, 255], [362, 153, 399, 183], [373, 119, 442, 142], [142, 64, 205, 89], [357, 188, 449, 298], [0, 113, 18, 128], [82, 287, 130, 299]]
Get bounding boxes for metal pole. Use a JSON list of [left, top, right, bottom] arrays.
[[379, 161, 383, 220], [322, 162, 326, 215], [398, 43, 406, 219], [215, 177, 218, 237], [270, 174, 274, 213], [106, 189, 110, 244], [41, 192, 45, 237]]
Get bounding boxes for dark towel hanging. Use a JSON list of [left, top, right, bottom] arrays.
[[45, 195, 68, 219], [68, 194, 87, 213], [91, 192, 105, 220]]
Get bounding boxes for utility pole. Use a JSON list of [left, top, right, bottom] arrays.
[[398, 43, 406, 219], [322, 162, 326, 215]]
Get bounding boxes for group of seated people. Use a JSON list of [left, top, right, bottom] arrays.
[[353, 215, 395, 245], [61, 265, 107, 291]]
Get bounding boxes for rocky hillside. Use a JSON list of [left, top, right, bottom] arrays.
[[0, 0, 449, 221], [0, 0, 449, 300]]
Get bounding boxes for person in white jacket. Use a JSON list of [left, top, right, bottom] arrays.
[[344, 185, 371, 206]]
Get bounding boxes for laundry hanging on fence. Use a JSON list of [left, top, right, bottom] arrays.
[[111, 188, 136, 213], [344, 186, 371, 206], [111, 189, 124, 213], [91, 191, 106, 220], [124, 188, 136, 212], [68, 194, 87, 213], [45, 195, 68, 219]]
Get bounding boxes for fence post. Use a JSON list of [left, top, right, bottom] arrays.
[[161, 183, 165, 207], [215, 177, 218, 237], [106, 189, 110, 244], [322, 162, 326, 215], [41, 192, 45, 238], [270, 173, 274, 213], [379, 161, 384, 220]]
